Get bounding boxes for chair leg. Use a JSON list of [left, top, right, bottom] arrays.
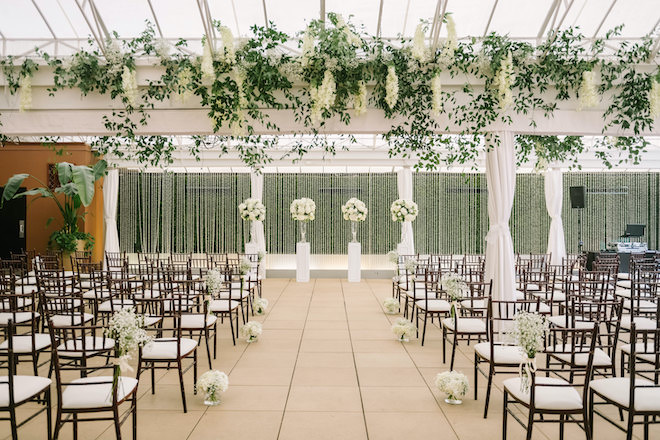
[[9, 406, 18, 440], [113, 407, 122, 440], [502, 391, 508, 440], [204, 328, 212, 369], [450, 333, 458, 370], [421, 313, 428, 346], [46, 388, 53, 440], [442, 326, 446, 364], [644, 415, 649, 440], [588, 390, 595, 440], [132, 394, 138, 440], [626, 412, 634, 440], [484, 367, 494, 418], [177, 359, 187, 413], [525, 409, 534, 440], [229, 313, 236, 346], [53, 408, 63, 440], [73, 413, 78, 440], [474, 354, 478, 401], [559, 414, 565, 440]]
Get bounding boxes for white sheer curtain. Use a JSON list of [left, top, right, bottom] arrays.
[[484, 132, 516, 301], [545, 168, 566, 265], [103, 169, 120, 263], [250, 171, 266, 277], [396, 166, 415, 255]]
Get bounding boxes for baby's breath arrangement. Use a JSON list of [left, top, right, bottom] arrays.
[[509, 311, 549, 392], [391, 318, 416, 342]]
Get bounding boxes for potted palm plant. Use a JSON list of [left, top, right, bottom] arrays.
[[1, 160, 107, 261]]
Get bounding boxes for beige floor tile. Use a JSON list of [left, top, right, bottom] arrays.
[[296, 352, 356, 368], [354, 352, 416, 368], [365, 412, 458, 440], [299, 338, 353, 353], [97, 410, 204, 440], [187, 411, 283, 440], [212, 385, 289, 411], [279, 412, 367, 440], [286, 386, 363, 412], [229, 366, 296, 385], [357, 367, 428, 387], [361, 387, 442, 412], [292, 366, 359, 386]]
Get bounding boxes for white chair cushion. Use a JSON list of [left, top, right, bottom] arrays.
[[590, 377, 660, 411], [474, 342, 525, 364], [218, 290, 250, 300], [460, 299, 486, 310], [16, 276, 37, 285], [617, 280, 632, 289], [0, 312, 37, 325], [524, 283, 541, 291], [50, 313, 94, 327], [547, 315, 595, 329], [528, 303, 551, 314], [503, 377, 583, 410], [62, 376, 137, 409], [441, 318, 486, 333], [0, 296, 34, 310], [144, 315, 163, 327], [415, 299, 451, 312], [532, 291, 566, 302], [82, 289, 111, 299], [0, 375, 51, 406], [620, 342, 658, 363], [0, 334, 51, 353], [623, 299, 657, 313], [57, 336, 115, 358], [13, 285, 38, 295], [209, 299, 240, 312], [617, 273, 630, 280], [180, 314, 218, 329], [620, 315, 657, 331], [514, 290, 525, 300], [141, 338, 197, 360], [132, 289, 161, 299], [549, 346, 612, 367], [162, 299, 196, 312], [98, 299, 135, 312]]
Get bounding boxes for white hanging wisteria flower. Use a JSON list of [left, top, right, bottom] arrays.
[[219, 26, 236, 64], [155, 38, 170, 59], [233, 66, 248, 109], [411, 24, 428, 62], [650, 78, 660, 119], [493, 51, 514, 111], [353, 81, 367, 115], [201, 39, 215, 81], [385, 65, 399, 110], [577, 69, 599, 111], [431, 73, 443, 118], [121, 66, 139, 107], [104, 40, 124, 76], [310, 70, 336, 124], [335, 14, 361, 46], [441, 13, 457, 62], [300, 26, 315, 67], [176, 67, 193, 102], [18, 74, 32, 112]]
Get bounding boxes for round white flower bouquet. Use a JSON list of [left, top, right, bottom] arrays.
[[239, 257, 253, 276], [387, 250, 399, 265], [253, 297, 269, 315], [105, 308, 152, 383], [435, 371, 469, 404], [205, 268, 224, 295], [391, 317, 416, 342], [508, 311, 548, 392], [239, 198, 266, 222], [341, 198, 367, 243], [441, 273, 468, 318], [196, 370, 229, 406], [383, 297, 400, 314], [241, 321, 263, 342], [290, 198, 316, 243], [390, 199, 418, 223]]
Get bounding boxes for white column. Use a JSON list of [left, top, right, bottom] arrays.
[[103, 169, 120, 267], [396, 166, 415, 255], [250, 171, 267, 278], [484, 132, 517, 302], [347, 242, 361, 282], [296, 242, 310, 282], [544, 168, 566, 265]]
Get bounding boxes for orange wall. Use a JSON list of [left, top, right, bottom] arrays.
[[0, 143, 105, 263]]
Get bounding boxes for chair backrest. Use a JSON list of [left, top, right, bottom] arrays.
[[0, 320, 19, 406], [105, 251, 127, 272], [488, 298, 541, 343], [626, 324, 660, 410]]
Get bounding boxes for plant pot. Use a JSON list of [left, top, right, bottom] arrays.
[[444, 397, 463, 405], [204, 393, 221, 406]]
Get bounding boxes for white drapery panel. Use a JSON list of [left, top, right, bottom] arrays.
[[544, 168, 566, 265], [396, 166, 415, 255], [250, 171, 267, 277], [103, 169, 120, 266], [484, 132, 516, 302]]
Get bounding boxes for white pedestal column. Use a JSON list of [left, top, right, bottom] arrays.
[[347, 242, 361, 282], [296, 242, 310, 282]]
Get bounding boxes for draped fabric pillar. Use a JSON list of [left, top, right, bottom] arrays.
[[103, 169, 120, 267], [545, 168, 566, 265], [396, 166, 415, 255], [484, 132, 516, 301], [250, 171, 266, 277]]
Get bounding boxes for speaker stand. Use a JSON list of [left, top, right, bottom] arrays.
[[577, 208, 584, 253]]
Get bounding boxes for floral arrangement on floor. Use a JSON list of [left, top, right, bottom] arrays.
[[241, 321, 263, 342], [383, 297, 400, 314], [435, 371, 469, 404], [239, 198, 266, 222], [105, 308, 152, 377], [290, 198, 316, 221], [390, 199, 419, 223], [205, 268, 224, 295], [196, 370, 229, 406], [441, 272, 468, 318], [391, 317, 416, 342], [508, 311, 548, 392], [341, 198, 368, 222], [253, 297, 269, 315]]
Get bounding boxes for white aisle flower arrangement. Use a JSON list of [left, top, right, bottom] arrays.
[[387, 250, 399, 265], [196, 370, 229, 406], [435, 371, 469, 404], [241, 321, 263, 342], [441, 272, 468, 318], [391, 317, 416, 342], [390, 199, 419, 223], [253, 297, 269, 315], [341, 198, 368, 222], [239, 257, 253, 276], [105, 308, 152, 377], [509, 311, 548, 392], [205, 268, 224, 295], [383, 297, 400, 314]]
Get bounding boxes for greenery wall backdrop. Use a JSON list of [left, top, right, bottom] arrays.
[[118, 171, 659, 256]]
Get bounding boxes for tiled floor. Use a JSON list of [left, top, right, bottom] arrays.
[[2, 278, 657, 439]]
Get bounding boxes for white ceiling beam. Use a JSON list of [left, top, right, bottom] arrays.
[[73, 0, 106, 55], [146, 0, 165, 38], [30, 0, 57, 39], [483, 0, 499, 37], [262, 0, 269, 27], [536, 0, 560, 43], [592, 0, 618, 39], [376, 0, 384, 38], [195, 0, 215, 51], [401, 0, 411, 35]]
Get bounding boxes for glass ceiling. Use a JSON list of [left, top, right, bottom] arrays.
[[0, 0, 658, 57]]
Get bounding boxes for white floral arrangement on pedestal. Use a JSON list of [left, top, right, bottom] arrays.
[[383, 297, 399, 314], [341, 198, 367, 222], [435, 371, 469, 404], [290, 198, 316, 221], [196, 370, 229, 406], [105, 308, 152, 376], [390, 199, 418, 222], [241, 321, 263, 342], [508, 311, 548, 392], [391, 318, 416, 342], [253, 297, 269, 315], [239, 198, 266, 222]]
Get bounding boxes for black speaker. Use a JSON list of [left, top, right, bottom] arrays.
[[569, 186, 586, 209]]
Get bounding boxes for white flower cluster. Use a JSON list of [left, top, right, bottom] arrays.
[[391, 318, 416, 340], [310, 70, 336, 124], [201, 39, 215, 82], [493, 51, 514, 111], [196, 370, 229, 396], [411, 24, 428, 62], [239, 198, 266, 222], [18, 75, 31, 112], [290, 198, 316, 222], [219, 26, 236, 64], [253, 297, 269, 315], [300, 26, 315, 67], [341, 197, 367, 222], [577, 70, 599, 111], [257, 250, 266, 262], [241, 321, 263, 341], [431, 74, 442, 118], [105, 308, 152, 373], [404, 258, 418, 273], [104, 40, 124, 76], [650, 78, 660, 119], [385, 65, 399, 109], [155, 39, 170, 59], [353, 81, 368, 116], [441, 273, 468, 301], [509, 311, 548, 359], [176, 67, 193, 102], [387, 250, 399, 264], [435, 371, 469, 400], [239, 257, 253, 276], [439, 14, 457, 64], [390, 199, 418, 222], [335, 14, 361, 47], [121, 66, 139, 107], [205, 268, 224, 295], [383, 297, 399, 314]]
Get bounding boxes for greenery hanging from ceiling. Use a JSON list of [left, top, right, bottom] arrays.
[[0, 13, 658, 170]]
